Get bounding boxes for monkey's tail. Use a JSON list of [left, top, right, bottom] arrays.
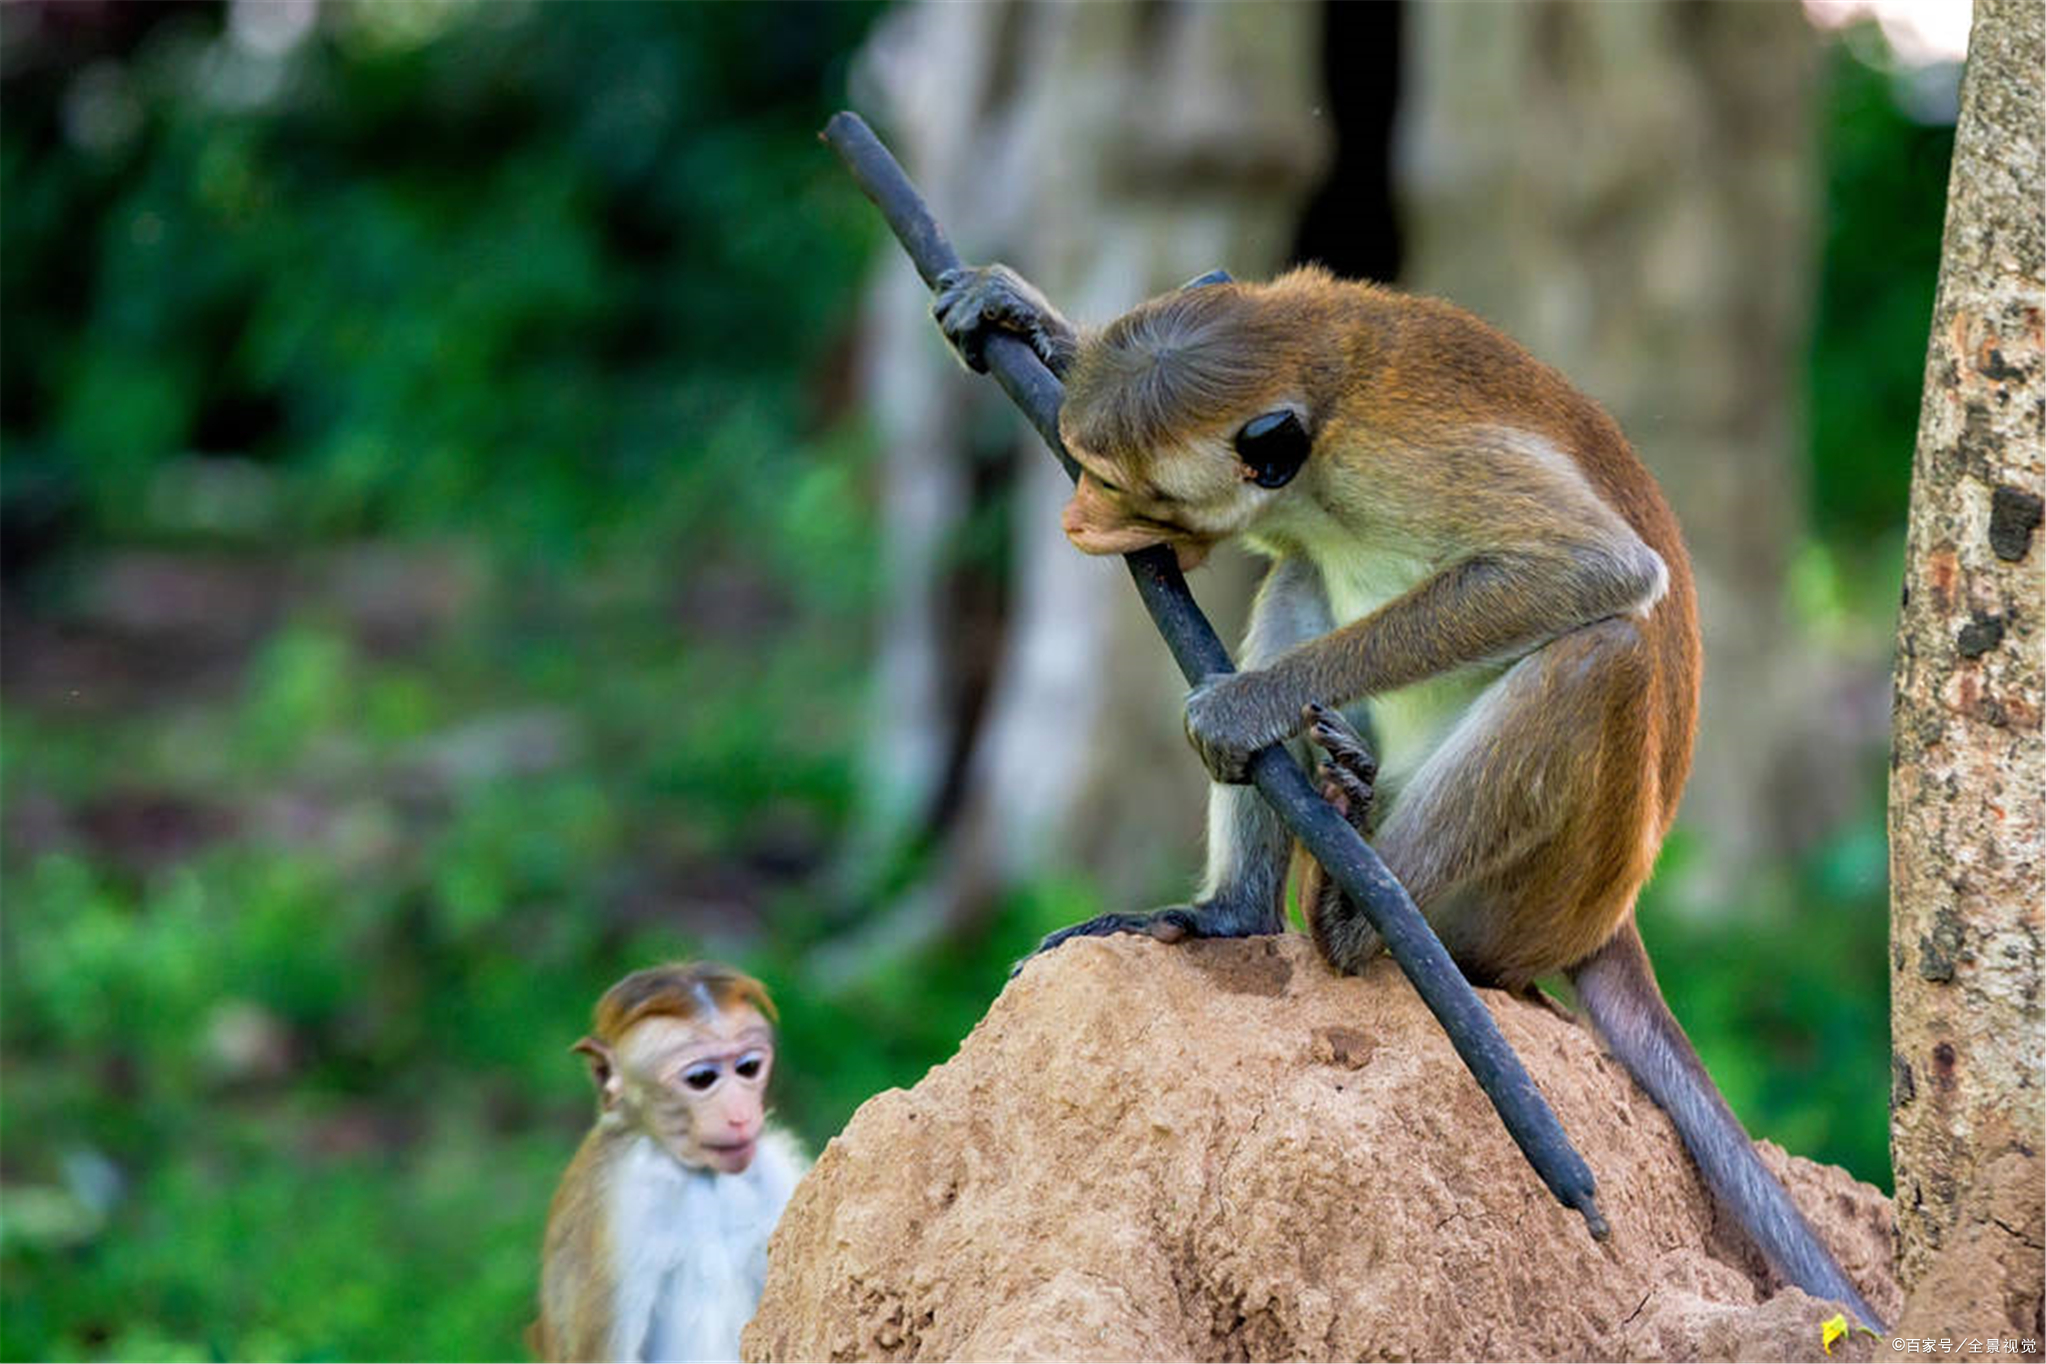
[[1568, 918, 1886, 1329]]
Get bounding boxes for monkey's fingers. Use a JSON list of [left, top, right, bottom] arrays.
[[934, 264, 1071, 377], [932, 267, 995, 373], [1184, 673, 1295, 785]]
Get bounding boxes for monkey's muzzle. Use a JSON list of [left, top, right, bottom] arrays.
[[1062, 475, 1213, 570]]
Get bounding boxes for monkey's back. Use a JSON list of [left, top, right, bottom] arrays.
[[1335, 278, 1702, 839]]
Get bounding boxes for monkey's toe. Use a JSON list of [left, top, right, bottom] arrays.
[[1304, 702, 1379, 782], [1305, 703, 1377, 834], [1015, 900, 1279, 975], [1033, 909, 1195, 955], [1316, 758, 1375, 827], [1317, 771, 1354, 821]]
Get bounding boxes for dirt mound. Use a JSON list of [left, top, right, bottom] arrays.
[[745, 934, 1896, 1362]]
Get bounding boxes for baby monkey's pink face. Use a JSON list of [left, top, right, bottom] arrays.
[[612, 1009, 775, 1175]]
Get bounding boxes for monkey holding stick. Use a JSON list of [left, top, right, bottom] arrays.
[[934, 262, 1883, 1326], [533, 962, 807, 1363]]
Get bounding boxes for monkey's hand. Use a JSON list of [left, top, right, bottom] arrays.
[[1183, 669, 1306, 784], [933, 264, 1079, 379]]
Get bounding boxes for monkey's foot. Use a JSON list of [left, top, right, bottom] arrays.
[[1305, 702, 1378, 835], [933, 264, 1077, 377], [1015, 900, 1280, 975], [1301, 702, 1386, 975]]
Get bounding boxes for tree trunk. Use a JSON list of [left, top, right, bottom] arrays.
[[1399, 1, 1833, 903], [1888, 0, 2045, 1337], [838, 1, 1328, 960]]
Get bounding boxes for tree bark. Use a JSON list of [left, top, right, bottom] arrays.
[[1888, 0, 2045, 1338], [1399, 1, 1834, 903]]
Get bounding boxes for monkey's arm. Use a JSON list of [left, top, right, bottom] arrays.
[[933, 264, 1081, 379], [1187, 538, 1666, 782]]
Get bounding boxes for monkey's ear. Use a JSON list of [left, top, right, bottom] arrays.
[[1235, 410, 1311, 489], [1180, 268, 1234, 290], [571, 1037, 621, 1106]]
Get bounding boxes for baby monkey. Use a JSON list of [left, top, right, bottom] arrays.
[[533, 962, 806, 1363], [935, 263, 1882, 1325]]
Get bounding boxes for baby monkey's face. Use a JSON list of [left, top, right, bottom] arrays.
[[614, 1010, 775, 1175]]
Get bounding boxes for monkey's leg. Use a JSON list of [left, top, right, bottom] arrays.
[[1320, 617, 1661, 988], [1299, 702, 1383, 971], [1032, 558, 1332, 958], [1299, 622, 1881, 1319]]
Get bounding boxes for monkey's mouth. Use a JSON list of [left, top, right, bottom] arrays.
[[700, 1136, 758, 1172], [1060, 500, 1213, 570]]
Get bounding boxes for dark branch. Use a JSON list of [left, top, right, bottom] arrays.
[[821, 110, 1607, 1239]]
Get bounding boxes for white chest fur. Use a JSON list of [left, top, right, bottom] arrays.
[[607, 1130, 806, 1363]]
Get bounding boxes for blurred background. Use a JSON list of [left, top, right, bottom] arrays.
[[0, 1, 1963, 1357]]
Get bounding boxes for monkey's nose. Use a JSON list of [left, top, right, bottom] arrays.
[[1061, 490, 1171, 557]]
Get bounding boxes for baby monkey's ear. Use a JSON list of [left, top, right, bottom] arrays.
[[572, 1037, 621, 1108]]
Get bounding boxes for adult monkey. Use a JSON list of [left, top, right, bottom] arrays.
[[934, 261, 1883, 1327], [533, 962, 806, 1362]]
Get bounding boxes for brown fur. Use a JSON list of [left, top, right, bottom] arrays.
[[1068, 268, 1698, 986], [1008, 264, 1872, 1318], [590, 961, 777, 1044], [533, 1127, 625, 1363], [1062, 275, 1336, 465], [939, 257, 1875, 1320]]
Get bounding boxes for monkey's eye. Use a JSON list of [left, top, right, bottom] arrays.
[[734, 1052, 766, 1081], [1234, 411, 1310, 489], [682, 1064, 720, 1092]]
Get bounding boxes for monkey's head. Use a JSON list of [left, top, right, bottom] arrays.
[[1057, 271, 1331, 569], [573, 961, 778, 1175]]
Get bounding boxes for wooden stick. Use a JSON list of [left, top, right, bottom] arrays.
[[822, 110, 1607, 1239]]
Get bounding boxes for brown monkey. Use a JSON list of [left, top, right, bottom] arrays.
[[532, 962, 806, 1362], [935, 263, 1882, 1325]]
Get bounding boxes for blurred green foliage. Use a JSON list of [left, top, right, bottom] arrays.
[[1638, 809, 1894, 1186], [1, 8, 1940, 1360], [1809, 45, 1955, 551], [0, 4, 953, 1358]]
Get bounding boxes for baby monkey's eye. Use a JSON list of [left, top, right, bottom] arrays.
[[1234, 411, 1310, 489], [734, 1053, 766, 1081], [683, 1065, 719, 1092]]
